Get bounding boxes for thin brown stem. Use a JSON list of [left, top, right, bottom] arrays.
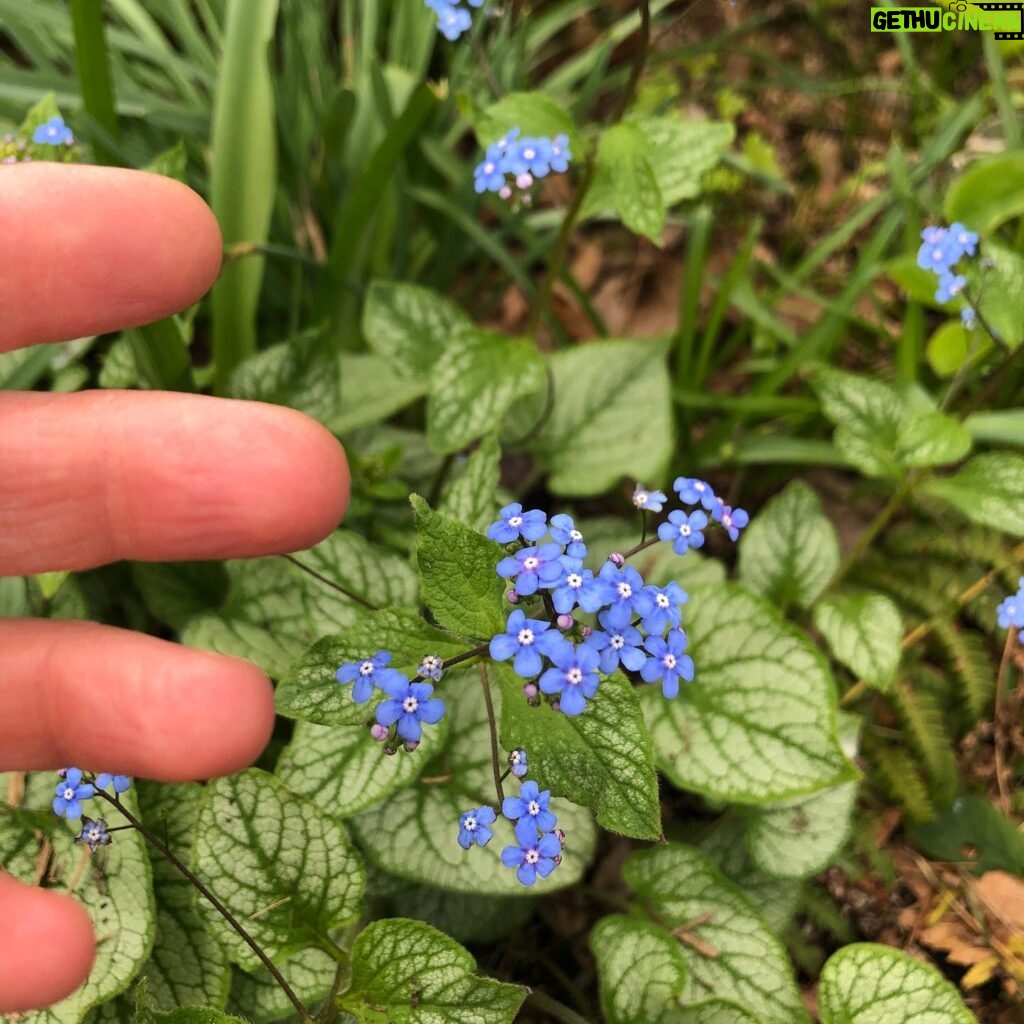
[[994, 627, 1016, 815], [283, 554, 378, 611], [479, 663, 505, 804]]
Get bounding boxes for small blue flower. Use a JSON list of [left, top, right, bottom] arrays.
[[549, 134, 572, 174], [935, 271, 966, 304], [997, 583, 1024, 630], [457, 806, 496, 849], [502, 780, 558, 832], [549, 513, 587, 559], [551, 564, 610, 616], [597, 562, 648, 629], [538, 640, 601, 715], [500, 817, 561, 886], [489, 609, 563, 678], [509, 747, 528, 778], [418, 654, 445, 682], [375, 678, 445, 743], [337, 651, 405, 704], [916, 229, 961, 274], [75, 817, 111, 852], [433, 2, 472, 39], [496, 543, 565, 596], [961, 306, 977, 329], [638, 582, 688, 635], [948, 221, 979, 258], [52, 768, 95, 819], [920, 225, 946, 245], [585, 611, 646, 675], [632, 484, 667, 513], [641, 629, 694, 699], [657, 509, 708, 556], [474, 155, 507, 194], [713, 503, 749, 542], [673, 477, 718, 511], [487, 502, 548, 544], [33, 116, 73, 146], [507, 136, 554, 178], [95, 774, 131, 794]]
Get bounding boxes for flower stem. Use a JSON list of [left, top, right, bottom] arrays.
[[525, 989, 596, 1024], [994, 627, 1016, 815], [479, 663, 506, 804], [96, 792, 312, 1022], [282, 554, 378, 611]]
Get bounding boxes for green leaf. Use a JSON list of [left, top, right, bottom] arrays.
[[590, 915, 688, 1024], [334, 352, 427, 434], [642, 582, 856, 804], [945, 152, 1024, 234], [427, 330, 546, 454], [277, 715, 449, 819], [677, 1002, 761, 1024], [276, 608, 468, 726], [531, 339, 673, 496], [911, 793, 1024, 874], [145, 140, 188, 182], [818, 943, 976, 1024], [338, 918, 527, 1023], [737, 481, 839, 611], [964, 408, 1024, 446], [478, 91, 580, 155], [363, 281, 472, 377], [142, 1010, 245, 1024], [0, 775, 156, 1024], [495, 663, 661, 840], [632, 116, 735, 206], [132, 561, 230, 632], [926, 321, 991, 379], [351, 669, 597, 895], [896, 409, 972, 468], [411, 494, 508, 639], [18, 91, 62, 137], [439, 435, 503, 533], [624, 845, 808, 1024], [592, 123, 666, 243], [972, 241, 1024, 346], [923, 451, 1024, 536], [193, 769, 364, 970], [226, 948, 338, 1024], [813, 591, 902, 691]]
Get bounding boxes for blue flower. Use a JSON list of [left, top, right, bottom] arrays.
[[713, 503, 749, 542], [948, 222, 979, 258], [632, 484, 667, 513], [673, 477, 718, 510], [997, 583, 1024, 629], [52, 768, 95, 819], [916, 229, 961, 274], [337, 651, 405, 704], [549, 134, 572, 173], [509, 747, 528, 778], [432, 2, 472, 39], [507, 136, 554, 178], [474, 154, 507, 194], [538, 640, 601, 715], [486, 502, 548, 544], [497, 543, 565, 596], [657, 509, 708, 555], [33, 116, 73, 146], [457, 806, 496, 849], [585, 611, 646, 674], [935, 271, 966, 304], [551, 564, 610, 616], [640, 629, 694, 699], [375, 678, 445, 743], [597, 562, 648, 629], [490, 609, 563, 678], [95, 774, 131, 794], [418, 654, 444, 682], [549, 513, 587, 559], [638, 582, 687, 635], [75, 817, 111, 852], [502, 780, 557, 832], [500, 817, 561, 886], [961, 306, 977, 329]]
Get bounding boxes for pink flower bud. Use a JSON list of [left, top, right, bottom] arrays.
[[554, 828, 566, 843], [506, 589, 520, 603], [370, 723, 389, 742], [404, 740, 420, 753], [523, 683, 539, 700], [498, 184, 512, 201], [580, 625, 593, 638], [384, 744, 398, 756], [556, 613, 574, 630], [550, 699, 561, 713], [609, 552, 625, 567], [553, 854, 563, 867], [516, 172, 533, 190]]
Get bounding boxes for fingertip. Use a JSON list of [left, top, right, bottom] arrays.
[[0, 875, 95, 1012]]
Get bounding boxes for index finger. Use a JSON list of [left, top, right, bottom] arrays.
[[0, 163, 223, 349]]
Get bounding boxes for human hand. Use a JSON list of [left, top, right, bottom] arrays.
[[0, 164, 349, 1011]]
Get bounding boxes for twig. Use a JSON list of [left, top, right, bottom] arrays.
[[994, 627, 1016, 815], [479, 663, 505, 804], [282, 554, 378, 610], [525, 989, 597, 1024]]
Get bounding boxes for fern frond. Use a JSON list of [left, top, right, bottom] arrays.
[[865, 742, 936, 823], [931, 621, 995, 723], [890, 681, 959, 807], [799, 884, 857, 945]]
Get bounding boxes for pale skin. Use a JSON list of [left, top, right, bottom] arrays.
[[0, 164, 350, 1011]]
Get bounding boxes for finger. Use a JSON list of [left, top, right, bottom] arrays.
[[0, 873, 95, 1012], [0, 391, 349, 575], [0, 619, 275, 776], [0, 163, 222, 350]]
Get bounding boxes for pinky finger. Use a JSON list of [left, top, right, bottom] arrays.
[[0, 872, 95, 1012]]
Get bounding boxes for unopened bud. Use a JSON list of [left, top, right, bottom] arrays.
[[370, 723, 389, 742], [404, 740, 420, 753], [523, 683, 539, 700], [553, 854, 563, 867], [498, 184, 512, 201], [609, 552, 625, 567], [516, 172, 533, 190], [506, 589, 520, 604], [556, 613, 574, 630], [580, 625, 593, 638], [554, 828, 566, 844], [384, 744, 398, 756], [550, 699, 561, 713]]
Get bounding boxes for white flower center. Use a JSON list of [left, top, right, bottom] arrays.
[[525, 848, 540, 864], [566, 667, 583, 685], [402, 696, 419, 714], [679, 525, 691, 537], [663, 653, 677, 670], [508, 515, 522, 527], [611, 636, 625, 651], [656, 594, 670, 608], [567, 573, 583, 590], [88, 828, 101, 841], [524, 148, 536, 159], [464, 816, 477, 831], [517, 628, 535, 646], [63, 787, 75, 801], [484, 162, 495, 174], [635, 492, 648, 506], [528, 800, 541, 816], [523, 556, 540, 571], [359, 661, 374, 676], [570, 529, 583, 542], [723, 513, 733, 528], [617, 582, 632, 600]]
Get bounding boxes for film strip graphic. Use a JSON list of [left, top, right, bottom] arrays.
[[950, 1, 1024, 38]]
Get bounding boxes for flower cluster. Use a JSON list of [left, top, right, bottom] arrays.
[[337, 650, 446, 751], [997, 579, 1024, 634], [2, 116, 77, 165], [33, 116, 74, 146], [916, 222, 979, 328], [473, 128, 573, 204], [51, 768, 131, 851], [424, 0, 484, 40]]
